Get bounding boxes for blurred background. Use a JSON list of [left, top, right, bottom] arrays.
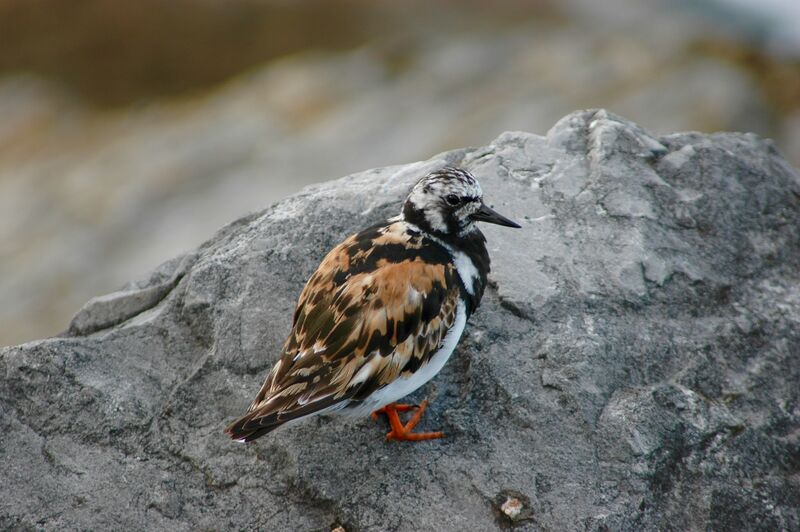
[[1, 0, 798, 347]]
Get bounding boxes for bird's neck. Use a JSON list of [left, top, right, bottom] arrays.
[[399, 217, 490, 315], [443, 229, 490, 311]]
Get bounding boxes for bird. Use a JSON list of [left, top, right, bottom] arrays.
[[225, 166, 520, 443]]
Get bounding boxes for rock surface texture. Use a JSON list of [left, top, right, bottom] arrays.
[[2, 110, 799, 531]]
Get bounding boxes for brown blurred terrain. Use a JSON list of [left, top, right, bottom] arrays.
[[0, 0, 375, 106], [1, 0, 799, 346], [0, 0, 547, 106]]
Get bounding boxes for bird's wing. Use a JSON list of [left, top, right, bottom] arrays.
[[225, 221, 460, 441]]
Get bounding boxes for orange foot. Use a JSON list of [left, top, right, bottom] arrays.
[[370, 400, 445, 442]]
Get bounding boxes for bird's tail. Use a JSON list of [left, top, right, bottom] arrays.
[[224, 394, 348, 443], [224, 411, 284, 443]]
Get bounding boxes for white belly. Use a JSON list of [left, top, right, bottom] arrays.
[[345, 300, 467, 417]]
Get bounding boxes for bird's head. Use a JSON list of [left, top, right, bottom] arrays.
[[402, 166, 520, 237]]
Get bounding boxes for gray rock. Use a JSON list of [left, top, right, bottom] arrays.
[[2, 110, 798, 531]]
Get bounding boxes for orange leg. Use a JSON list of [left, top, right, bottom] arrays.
[[370, 403, 417, 420], [370, 400, 445, 442]]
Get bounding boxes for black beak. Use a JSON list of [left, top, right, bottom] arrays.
[[472, 202, 521, 228]]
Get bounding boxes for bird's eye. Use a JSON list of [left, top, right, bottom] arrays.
[[445, 194, 460, 206]]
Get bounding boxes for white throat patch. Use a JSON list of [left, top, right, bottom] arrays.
[[450, 249, 479, 296], [425, 233, 480, 296]]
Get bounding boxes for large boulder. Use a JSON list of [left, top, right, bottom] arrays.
[[2, 110, 798, 531]]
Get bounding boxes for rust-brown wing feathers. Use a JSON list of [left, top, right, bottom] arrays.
[[225, 222, 459, 441]]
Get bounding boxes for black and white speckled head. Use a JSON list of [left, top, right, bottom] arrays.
[[401, 167, 520, 237]]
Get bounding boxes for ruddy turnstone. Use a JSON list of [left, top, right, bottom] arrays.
[[225, 167, 520, 442]]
